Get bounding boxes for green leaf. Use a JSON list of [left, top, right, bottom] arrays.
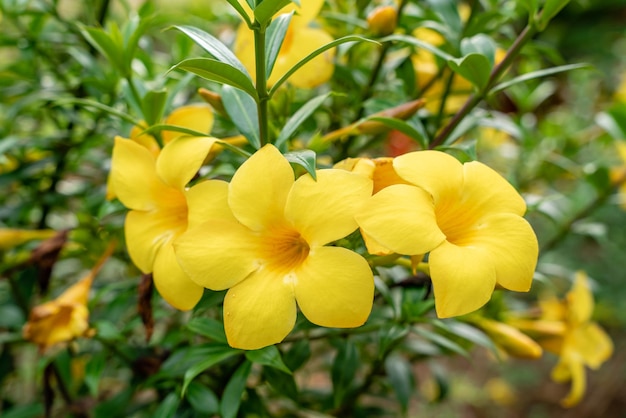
[[412, 326, 469, 357], [186, 382, 219, 415], [284, 149, 317, 180], [79, 25, 126, 74], [245, 345, 292, 374], [432, 319, 497, 354], [331, 339, 359, 407], [153, 393, 180, 418], [378, 323, 409, 355], [187, 317, 227, 344], [254, 0, 292, 27], [460, 34, 496, 66], [448, 53, 492, 91], [265, 12, 293, 78], [224, 0, 253, 27], [220, 361, 253, 418], [171, 58, 258, 100], [490, 63, 590, 94], [428, 0, 463, 36], [366, 116, 427, 150], [221, 85, 261, 149], [381, 34, 454, 61], [85, 353, 106, 397], [538, 0, 571, 30], [1, 404, 45, 418], [52, 98, 141, 126], [269, 35, 379, 96], [384, 355, 414, 412], [182, 345, 241, 395], [264, 368, 299, 401], [282, 339, 311, 371], [173, 25, 251, 76], [275, 92, 330, 149], [141, 89, 167, 126]]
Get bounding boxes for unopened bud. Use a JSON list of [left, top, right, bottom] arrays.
[[198, 88, 227, 116], [367, 6, 397, 36], [473, 317, 543, 359]]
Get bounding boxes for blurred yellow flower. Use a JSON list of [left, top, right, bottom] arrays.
[[175, 144, 374, 349], [234, 0, 335, 88], [610, 140, 626, 209], [356, 151, 538, 318], [22, 242, 114, 351], [0, 228, 57, 251], [110, 135, 227, 310]]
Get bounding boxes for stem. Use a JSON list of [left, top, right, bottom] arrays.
[[254, 22, 270, 146], [430, 24, 537, 148]]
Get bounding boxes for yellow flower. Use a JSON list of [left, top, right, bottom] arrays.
[[174, 144, 374, 349], [469, 316, 542, 359], [356, 150, 538, 318], [234, 0, 335, 89], [538, 272, 613, 407], [0, 228, 57, 250], [110, 135, 227, 310], [22, 243, 114, 351]]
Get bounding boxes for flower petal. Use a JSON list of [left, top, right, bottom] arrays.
[[224, 268, 297, 349], [270, 27, 335, 88], [111, 137, 178, 211], [570, 322, 613, 369], [294, 246, 373, 328], [566, 271, 594, 324], [125, 209, 185, 273], [552, 353, 586, 407], [185, 180, 235, 230], [162, 104, 214, 144], [356, 184, 445, 255], [462, 160, 527, 216], [234, 24, 256, 82], [429, 240, 497, 317], [156, 136, 218, 191], [152, 243, 203, 311], [229, 144, 293, 231], [285, 169, 372, 246], [459, 213, 538, 292], [393, 150, 464, 204], [174, 220, 260, 290]]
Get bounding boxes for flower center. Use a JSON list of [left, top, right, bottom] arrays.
[[261, 226, 310, 273], [435, 196, 477, 246]]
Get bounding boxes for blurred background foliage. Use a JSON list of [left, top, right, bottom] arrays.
[[1, 0, 626, 417]]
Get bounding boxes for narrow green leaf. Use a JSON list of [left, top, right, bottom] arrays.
[[432, 320, 497, 354], [412, 326, 469, 357], [460, 34, 496, 66], [1, 404, 44, 418], [269, 35, 379, 96], [265, 12, 293, 77], [384, 355, 414, 412], [284, 150, 317, 180], [142, 89, 167, 126], [186, 382, 219, 415], [448, 53, 492, 91], [153, 393, 180, 418], [51, 99, 141, 126], [221, 85, 261, 149], [538, 0, 571, 30], [223, 0, 253, 27], [366, 116, 427, 149], [282, 339, 311, 371], [264, 368, 299, 401], [220, 361, 253, 418], [170, 58, 259, 100], [254, 0, 292, 27], [275, 92, 330, 149], [245, 345, 292, 374], [490, 63, 590, 94], [182, 346, 241, 395], [187, 317, 227, 344], [173, 25, 251, 76], [84, 354, 106, 397], [331, 339, 359, 408], [78, 26, 126, 74], [381, 34, 455, 61]]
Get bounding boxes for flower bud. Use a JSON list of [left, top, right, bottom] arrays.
[[367, 6, 397, 36]]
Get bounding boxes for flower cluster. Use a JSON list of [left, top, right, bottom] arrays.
[[110, 133, 539, 349]]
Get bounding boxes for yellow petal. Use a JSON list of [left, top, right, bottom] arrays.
[[269, 26, 335, 88], [360, 230, 394, 256], [570, 322, 613, 369], [125, 209, 186, 273], [185, 180, 235, 230], [278, 0, 323, 22], [566, 271, 594, 324], [129, 122, 160, 157], [162, 104, 214, 144], [152, 243, 203, 311], [458, 213, 538, 292], [294, 246, 373, 328], [429, 240, 497, 317], [393, 150, 464, 204], [285, 169, 372, 246], [462, 161, 527, 216], [229, 144, 293, 231], [356, 184, 446, 255], [156, 136, 218, 190], [111, 137, 179, 211], [57, 275, 93, 306], [552, 353, 586, 407], [234, 24, 256, 82], [174, 220, 260, 290], [224, 268, 297, 349]]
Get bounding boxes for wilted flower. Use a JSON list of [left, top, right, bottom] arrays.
[[234, 0, 335, 88], [175, 144, 374, 349], [356, 150, 538, 318]]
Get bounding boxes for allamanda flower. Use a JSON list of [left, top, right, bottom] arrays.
[[234, 0, 335, 89], [356, 150, 539, 318], [110, 135, 225, 310], [174, 144, 374, 349], [514, 272, 613, 407]]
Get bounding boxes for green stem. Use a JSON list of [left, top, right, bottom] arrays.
[[253, 22, 270, 146], [430, 24, 537, 148]]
